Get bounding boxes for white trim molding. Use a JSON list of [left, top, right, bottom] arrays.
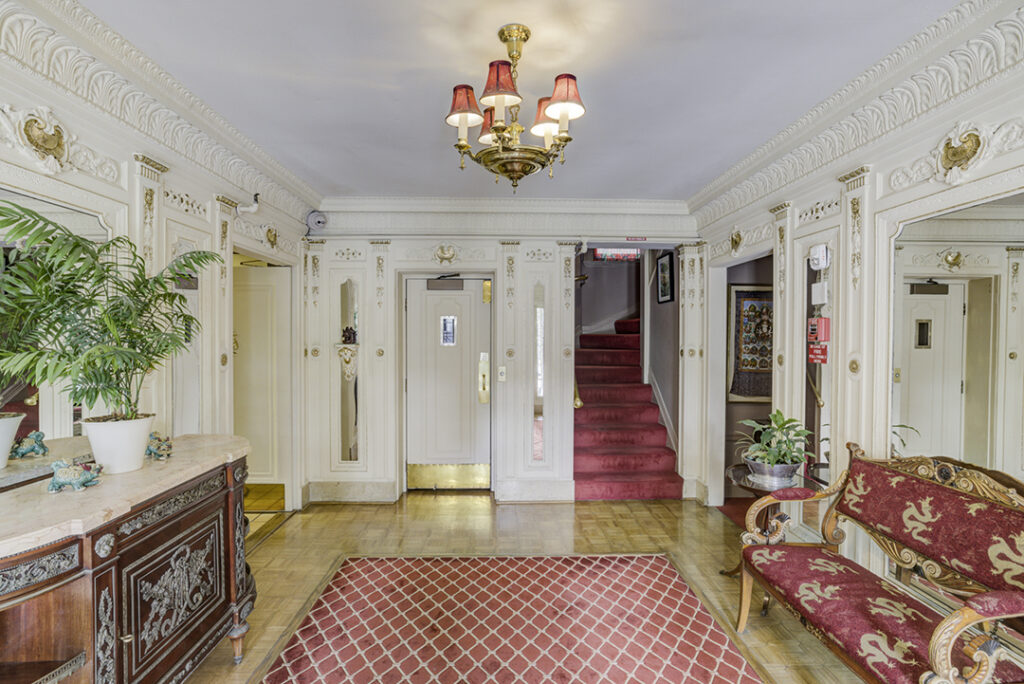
[[0, 0, 317, 219], [691, 3, 1024, 228]]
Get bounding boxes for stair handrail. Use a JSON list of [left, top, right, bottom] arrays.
[[574, 375, 583, 409]]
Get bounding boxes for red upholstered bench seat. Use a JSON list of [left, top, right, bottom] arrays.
[[744, 544, 1024, 684]]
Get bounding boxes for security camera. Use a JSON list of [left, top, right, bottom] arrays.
[[306, 211, 327, 232]]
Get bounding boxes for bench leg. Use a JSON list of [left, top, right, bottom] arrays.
[[736, 566, 753, 632]]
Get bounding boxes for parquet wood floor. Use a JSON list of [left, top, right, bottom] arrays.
[[190, 493, 858, 683]]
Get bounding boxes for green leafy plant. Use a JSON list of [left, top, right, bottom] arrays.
[[735, 409, 813, 465], [0, 201, 221, 420]]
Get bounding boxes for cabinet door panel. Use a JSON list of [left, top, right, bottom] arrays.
[[120, 500, 228, 682]]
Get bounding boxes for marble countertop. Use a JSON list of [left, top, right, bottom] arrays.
[[0, 433, 249, 559]]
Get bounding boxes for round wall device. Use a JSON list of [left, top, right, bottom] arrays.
[[306, 211, 327, 232]]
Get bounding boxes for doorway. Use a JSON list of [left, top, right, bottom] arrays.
[[233, 253, 292, 513], [404, 276, 492, 490]]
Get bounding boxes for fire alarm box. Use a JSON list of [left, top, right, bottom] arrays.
[[807, 317, 831, 342], [808, 343, 829, 364]]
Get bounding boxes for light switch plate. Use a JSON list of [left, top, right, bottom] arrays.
[[497, 366, 507, 382]]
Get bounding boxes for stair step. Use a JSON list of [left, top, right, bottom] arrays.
[[574, 423, 667, 448], [574, 472, 684, 500], [574, 404, 661, 425], [575, 365, 642, 384], [580, 333, 640, 350], [575, 348, 641, 366], [615, 318, 641, 334], [577, 384, 653, 403], [574, 447, 676, 473]]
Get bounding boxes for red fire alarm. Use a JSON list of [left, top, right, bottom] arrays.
[[808, 343, 829, 364], [807, 317, 831, 342]]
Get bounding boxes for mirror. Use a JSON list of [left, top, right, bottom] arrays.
[[891, 192, 1024, 469], [533, 281, 545, 462], [339, 278, 358, 462], [0, 186, 109, 439]]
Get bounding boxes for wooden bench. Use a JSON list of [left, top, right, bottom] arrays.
[[735, 443, 1024, 684]]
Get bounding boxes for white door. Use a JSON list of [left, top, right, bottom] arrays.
[[899, 283, 965, 458], [406, 278, 491, 489], [233, 263, 292, 484]]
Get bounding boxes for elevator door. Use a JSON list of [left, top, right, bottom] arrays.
[[406, 278, 491, 489]]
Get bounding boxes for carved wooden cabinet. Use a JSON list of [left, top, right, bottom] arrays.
[[0, 438, 253, 683]]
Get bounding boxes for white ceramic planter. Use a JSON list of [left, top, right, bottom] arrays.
[[82, 415, 154, 474], [0, 413, 25, 470]]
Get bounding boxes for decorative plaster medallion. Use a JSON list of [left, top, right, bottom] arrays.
[[526, 249, 553, 261], [0, 104, 118, 183], [890, 118, 1024, 191]]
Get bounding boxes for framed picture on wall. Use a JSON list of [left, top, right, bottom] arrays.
[[727, 285, 773, 402], [656, 252, 674, 303]]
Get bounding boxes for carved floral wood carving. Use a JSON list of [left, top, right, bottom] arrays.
[[138, 533, 217, 656]]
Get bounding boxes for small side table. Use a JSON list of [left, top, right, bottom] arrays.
[[720, 463, 826, 614]]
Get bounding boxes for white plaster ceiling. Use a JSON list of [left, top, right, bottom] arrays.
[[81, 0, 959, 203]]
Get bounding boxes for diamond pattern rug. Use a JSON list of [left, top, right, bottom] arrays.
[[263, 554, 761, 683]]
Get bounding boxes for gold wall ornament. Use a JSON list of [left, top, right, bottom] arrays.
[[335, 344, 358, 382], [265, 228, 278, 249], [938, 248, 965, 271], [133, 153, 169, 174], [848, 359, 860, 374], [310, 347, 320, 357], [220, 354, 228, 367], [941, 131, 982, 171], [730, 231, 743, 253], [232, 332, 239, 355], [23, 117, 66, 163], [376, 348, 384, 357], [220, 221, 228, 251], [435, 244, 456, 264]]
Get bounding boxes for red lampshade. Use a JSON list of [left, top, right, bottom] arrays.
[[530, 97, 559, 138], [480, 60, 522, 107], [445, 84, 484, 127], [545, 74, 585, 121], [478, 107, 497, 145]]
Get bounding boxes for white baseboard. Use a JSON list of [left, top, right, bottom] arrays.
[[649, 373, 677, 453], [493, 479, 574, 502], [308, 480, 400, 502]]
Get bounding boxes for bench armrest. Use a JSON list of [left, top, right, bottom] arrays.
[[923, 593, 1024, 684], [741, 470, 849, 545]]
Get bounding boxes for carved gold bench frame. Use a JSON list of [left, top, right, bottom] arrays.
[[736, 443, 1024, 684]]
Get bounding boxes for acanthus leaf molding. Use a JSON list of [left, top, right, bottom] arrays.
[[0, 3, 313, 219], [693, 5, 1024, 228], [0, 103, 118, 183]]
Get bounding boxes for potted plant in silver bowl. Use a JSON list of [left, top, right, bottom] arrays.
[[0, 201, 220, 473], [736, 409, 813, 487]]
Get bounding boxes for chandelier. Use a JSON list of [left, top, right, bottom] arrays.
[[444, 24, 585, 190]]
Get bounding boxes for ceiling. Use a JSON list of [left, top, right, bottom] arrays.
[[81, 0, 959, 203]]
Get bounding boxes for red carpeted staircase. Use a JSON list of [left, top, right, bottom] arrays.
[[574, 318, 684, 500]]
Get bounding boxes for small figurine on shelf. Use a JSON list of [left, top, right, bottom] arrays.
[[145, 432, 173, 461], [342, 326, 357, 344], [10, 431, 48, 459], [48, 461, 101, 492]]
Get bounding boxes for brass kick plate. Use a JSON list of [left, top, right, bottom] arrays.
[[407, 464, 490, 490]]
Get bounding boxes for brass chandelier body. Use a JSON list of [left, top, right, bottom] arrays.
[[446, 24, 583, 190]]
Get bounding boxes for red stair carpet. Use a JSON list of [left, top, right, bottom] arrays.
[[575, 318, 684, 500], [262, 555, 761, 683]]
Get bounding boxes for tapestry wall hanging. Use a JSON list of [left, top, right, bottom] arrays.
[[728, 285, 773, 402]]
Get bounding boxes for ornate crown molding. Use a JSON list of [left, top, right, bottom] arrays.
[[691, 2, 1022, 228], [0, 1, 316, 219]]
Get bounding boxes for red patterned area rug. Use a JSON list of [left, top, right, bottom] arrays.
[[263, 554, 761, 683]]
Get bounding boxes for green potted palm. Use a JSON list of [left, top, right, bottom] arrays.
[[0, 201, 220, 473], [736, 409, 813, 487]]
